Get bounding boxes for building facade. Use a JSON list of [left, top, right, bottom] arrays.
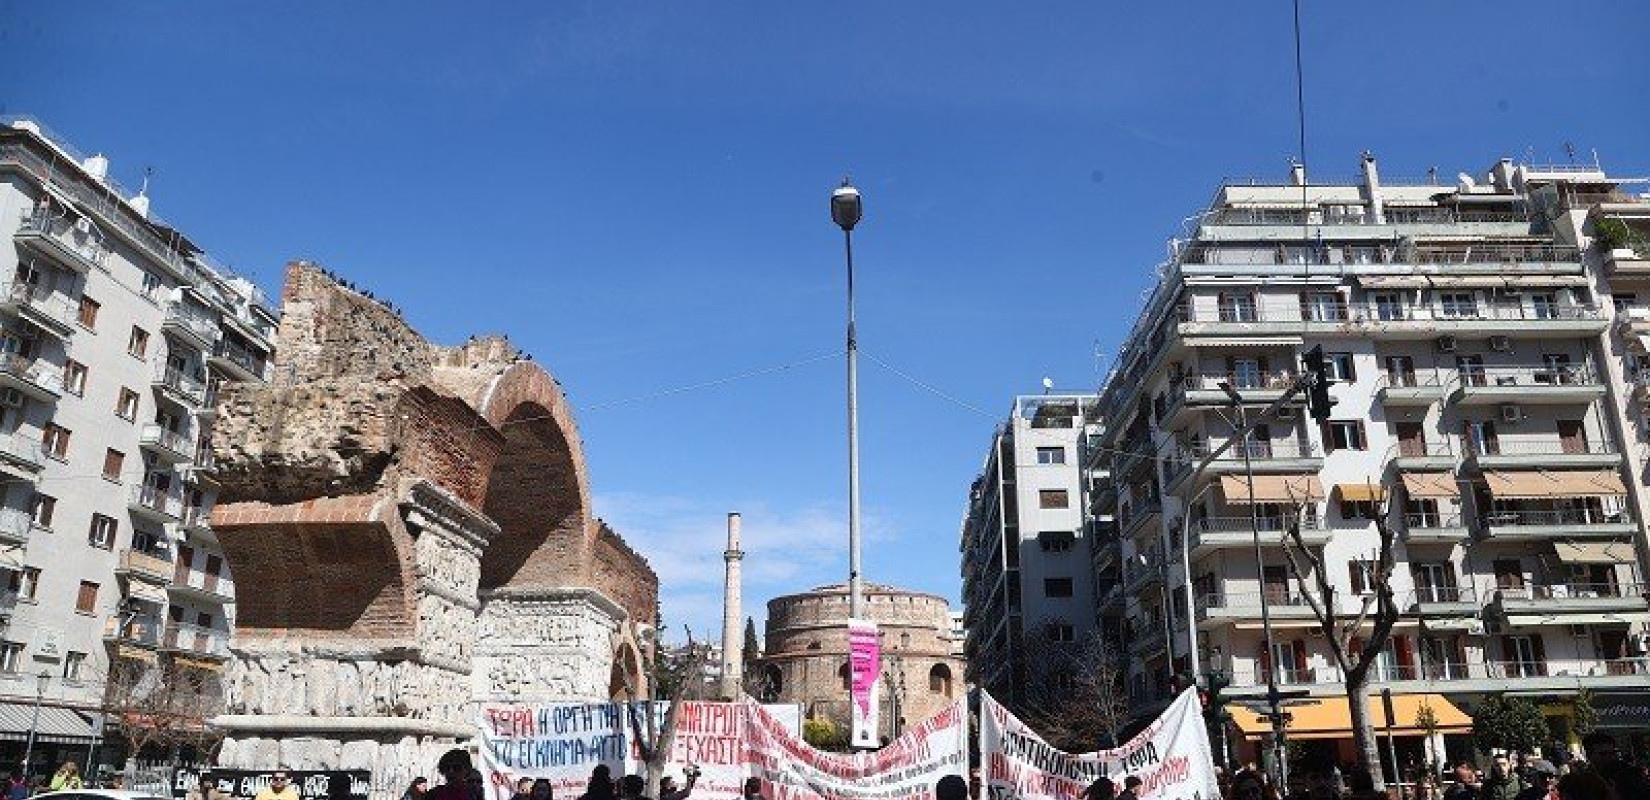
[[0, 118, 276, 772], [757, 583, 965, 742], [959, 394, 1100, 709], [1089, 153, 1650, 765]]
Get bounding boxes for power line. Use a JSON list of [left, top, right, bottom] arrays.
[[860, 350, 996, 420]]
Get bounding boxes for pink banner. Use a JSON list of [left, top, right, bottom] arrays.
[[848, 619, 880, 747]]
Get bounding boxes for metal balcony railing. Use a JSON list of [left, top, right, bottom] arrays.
[[1410, 585, 1477, 604], [163, 303, 220, 345], [0, 433, 44, 468], [1184, 438, 1319, 461], [15, 209, 109, 270], [1193, 513, 1322, 533], [130, 484, 183, 519], [154, 366, 208, 405], [1468, 439, 1618, 457], [1455, 364, 1599, 388], [0, 507, 30, 542], [0, 353, 63, 395], [0, 281, 77, 329], [140, 424, 193, 457], [212, 339, 267, 380], [164, 623, 229, 657], [1176, 299, 1602, 325], [1482, 508, 1632, 527], [1404, 512, 1464, 530], [1498, 582, 1645, 602], [1376, 372, 1448, 390]]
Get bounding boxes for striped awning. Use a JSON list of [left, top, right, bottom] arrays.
[[1336, 483, 1387, 503], [1484, 470, 1627, 499], [1553, 542, 1636, 564], [1402, 473, 1459, 498], [1219, 474, 1323, 503], [0, 704, 101, 744]]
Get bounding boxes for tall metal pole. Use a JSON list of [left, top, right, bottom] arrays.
[[22, 673, 46, 781], [843, 224, 863, 621], [1236, 401, 1287, 789]]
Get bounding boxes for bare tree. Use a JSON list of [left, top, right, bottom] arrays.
[[102, 655, 226, 778], [1018, 625, 1132, 751], [620, 627, 712, 797], [1279, 489, 1401, 791]]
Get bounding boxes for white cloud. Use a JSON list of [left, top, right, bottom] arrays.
[[593, 491, 900, 646]]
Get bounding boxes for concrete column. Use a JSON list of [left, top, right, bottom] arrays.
[[720, 512, 744, 698]]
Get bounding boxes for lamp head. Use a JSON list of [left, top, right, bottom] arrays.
[[831, 178, 862, 232]]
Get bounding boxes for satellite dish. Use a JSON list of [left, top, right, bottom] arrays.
[[1042, 377, 1054, 393]]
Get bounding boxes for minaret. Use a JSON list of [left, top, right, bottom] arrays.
[[719, 512, 744, 698]]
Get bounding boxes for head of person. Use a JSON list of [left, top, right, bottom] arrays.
[[1582, 732, 1620, 768], [438, 751, 472, 786], [1414, 782, 1435, 800], [518, 778, 534, 796], [271, 773, 291, 793], [1085, 777, 1116, 800], [1124, 777, 1142, 793], [1491, 756, 1511, 780], [411, 778, 430, 797], [1233, 771, 1265, 800], [531, 779, 553, 800], [59, 764, 78, 778], [743, 778, 762, 799], [935, 776, 969, 800], [1454, 763, 1476, 784], [620, 776, 645, 799], [466, 770, 486, 797], [1556, 771, 1611, 800]]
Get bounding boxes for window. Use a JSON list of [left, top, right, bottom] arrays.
[[1348, 561, 1377, 594], [929, 664, 953, 696], [1045, 622, 1075, 642], [1325, 352, 1356, 383], [1439, 292, 1477, 318], [1340, 498, 1376, 520], [1301, 291, 1344, 321], [1529, 293, 1559, 320], [28, 493, 54, 528], [63, 651, 85, 682], [115, 387, 141, 420], [1035, 446, 1066, 465], [1385, 355, 1416, 387], [102, 449, 124, 481], [41, 424, 69, 461], [1325, 420, 1367, 452], [1038, 490, 1069, 509], [75, 581, 99, 614], [88, 514, 117, 550], [0, 642, 20, 674], [10, 567, 39, 601], [1405, 498, 1440, 527], [77, 296, 100, 329], [1412, 562, 1458, 603], [128, 327, 150, 358], [1043, 578, 1074, 597], [140, 271, 162, 298], [62, 360, 86, 396], [1613, 293, 1636, 314], [1493, 559, 1525, 590], [1037, 531, 1074, 552], [1372, 292, 1405, 321], [1217, 292, 1258, 322]]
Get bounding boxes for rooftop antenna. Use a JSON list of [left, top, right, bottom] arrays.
[[138, 165, 154, 196], [1564, 142, 1577, 164], [1041, 377, 1054, 395]]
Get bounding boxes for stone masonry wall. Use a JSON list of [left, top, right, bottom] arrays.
[[593, 522, 660, 629]]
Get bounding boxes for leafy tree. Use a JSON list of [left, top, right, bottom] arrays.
[[802, 718, 847, 751], [1572, 688, 1599, 737], [1472, 696, 1548, 755]]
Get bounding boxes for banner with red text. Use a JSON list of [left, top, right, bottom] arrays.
[[744, 696, 968, 800], [980, 687, 1219, 800]]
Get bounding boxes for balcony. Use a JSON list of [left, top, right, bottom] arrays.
[[1402, 512, 1471, 544], [1196, 208, 1531, 242], [13, 209, 107, 274], [1480, 507, 1637, 542], [139, 424, 194, 464], [1188, 514, 1328, 557], [1175, 294, 1604, 342], [1197, 591, 1321, 629], [161, 302, 221, 352], [1376, 372, 1449, 406], [115, 549, 173, 583], [1408, 586, 1481, 617], [1604, 247, 1650, 278], [0, 281, 76, 339], [1451, 364, 1605, 406], [0, 432, 44, 476], [1493, 582, 1650, 621], [1226, 657, 1650, 697], [0, 507, 30, 546], [0, 354, 62, 402], [103, 616, 162, 648], [1465, 440, 1623, 471], [1390, 440, 1456, 472], [1127, 617, 1168, 655], [1123, 562, 1162, 596], [1166, 439, 1322, 492], [128, 483, 183, 522], [1097, 581, 1124, 613], [1118, 497, 1163, 540], [169, 565, 234, 603], [153, 365, 207, 407], [1158, 373, 1297, 429], [208, 339, 269, 382], [161, 623, 230, 659]]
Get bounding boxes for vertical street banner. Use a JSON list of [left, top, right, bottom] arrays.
[[847, 618, 881, 748], [980, 687, 1220, 800], [744, 696, 969, 800]]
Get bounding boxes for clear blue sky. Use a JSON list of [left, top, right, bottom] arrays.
[[4, 2, 1647, 641]]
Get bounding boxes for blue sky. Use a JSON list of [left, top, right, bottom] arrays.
[[3, 2, 1647, 641]]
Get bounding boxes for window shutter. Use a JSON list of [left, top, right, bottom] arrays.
[[1531, 635, 1547, 665], [1395, 636, 1415, 672], [1292, 640, 1308, 672], [1257, 644, 1271, 675], [1345, 354, 1357, 382], [1349, 562, 1367, 594], [1355, 420, 1368, 450]]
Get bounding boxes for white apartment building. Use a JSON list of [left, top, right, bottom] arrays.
[[959, 394, 1099, 709], [1090, 153, 1650, 766], [0, 119, 275, 773]]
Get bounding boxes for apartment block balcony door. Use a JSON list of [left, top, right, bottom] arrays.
[[1557, 419, 1587, 454], [1464, 420, 1498, 456], [1396, 422, 1427, 457], [1262, 565, 1290, 605], [1386, 355, 1417, 386], [175, 544, 194, 584], [1502, 635, 1546, 678], [1597, 629, 1634, 675], [1411, 562, 1458, 602]]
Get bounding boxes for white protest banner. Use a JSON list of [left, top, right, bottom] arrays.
[[742, 696, 968, 800], [981, 687, 1220, 800], [477, 702, 631, 800]]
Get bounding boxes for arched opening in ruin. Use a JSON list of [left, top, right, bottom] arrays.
[[478, 402, 589, 592], [928, 663, 954, 697], [608, 639, 644, 700]]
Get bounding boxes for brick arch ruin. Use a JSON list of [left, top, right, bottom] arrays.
[[209, 263, 657, 796]]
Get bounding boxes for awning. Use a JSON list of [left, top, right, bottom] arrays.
[[126, 582, 168, 605], [1190, 337, 1305, 348], [1484, 470, 1627, 499], [0, 703, 101, 744], [1336, 483, 1387, 503], [1356, 276, 1430, 289], [1504, 275, 1592, 287], [1506, 613, 1646, 627], [1231, 694, 1472, 740], [1553, 541, 1636, 564], [1402, 473, 1459, 499], [1220, 474, 1323, 503]]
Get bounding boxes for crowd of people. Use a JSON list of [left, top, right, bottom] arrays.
[[403, 750, 714, 800]]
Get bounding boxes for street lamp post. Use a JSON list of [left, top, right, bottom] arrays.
[[831, 178, 865, 622], [22, 672, 49, 781]]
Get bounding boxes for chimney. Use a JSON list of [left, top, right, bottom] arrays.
[[719, 512, 745, 699], [1289, 161, 1306, 187], [82, 154, 109, 182], [129, 193, 151, 220], [1360, 151, 1385, 224]]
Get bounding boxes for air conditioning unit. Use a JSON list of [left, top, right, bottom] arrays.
[[1436, 335, 1458, 353], [1277, 405, 1298, 420], [1500, 404, 1522, 423], [1465, 620, 1487, 636], [1490, 335, 1512, 352], [72, 217, 91, 234], [0, 389, 23, 408], [1569, 624, 1590, 637]]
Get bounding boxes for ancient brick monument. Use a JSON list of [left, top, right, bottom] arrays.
[[208, 263, 657, 794]]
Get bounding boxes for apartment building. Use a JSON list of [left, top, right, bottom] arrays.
[[0, 119, 275, 773], [1089, 153, 1650, 765], [959, 394, 1099, 709]]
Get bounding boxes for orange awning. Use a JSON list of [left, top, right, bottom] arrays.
[[1219, 474, 1323, 503], [1230, 694, 1472, 740], [1484, 470, 1626, 499], [1402, 473, 1459, 499], [1335, 483, 1387, 503]]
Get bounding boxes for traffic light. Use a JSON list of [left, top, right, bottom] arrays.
[[1201, 670, 1233, 724], [1301, 345, 1337, 421]]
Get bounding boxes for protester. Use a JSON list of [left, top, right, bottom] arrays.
[[618, 776, 648, 800], [660, 767, 699, 800], [429, 750, 475, 800], [513, 778, 536, 800], [1483, 757, 1524, 800], [255, 773, 301, 800], [405, 778, 431, 800], [935, 776, 969, 800], [1232, 771, 1266, 800], [741, 778, 762, 800], [578, 767, 616, 800], [1514, 762, 1556, 800], [1582, 732, 1649, 800], [1118, 776, 1143, 800], [1415, 782, 1438, 800], [466, 770, 486, 800], [1445, 762, 1481, 800], [6, 772, 26, 800], [531, 779, 553, 800], [49, 763, 83, 792], [1085, 777, 1118, 800], [1554, 772, 1612, 800]]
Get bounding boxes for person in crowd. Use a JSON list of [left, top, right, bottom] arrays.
[[1554, 772, 1612, 800], [530, 779, 553, 800], [1582, 732, 1649, 800], [466, 770, 486, 800], [660, 766, 699, 800], [1444, 762, 1480, 800], [1232, 770, 1266, 800], [1514, 762, 1556, 800], [428, 750, 475, 800], [618, 776, 649, 800], [404, 778, 431, 800], [254, 773, 300, 800], [578, 767, 616, 800], [741, 778, 762, 800], [1085, 777, 1118, 800], [6, 771, 27, 800], [512, 778, 536, 800], [1117, 776, 1143, 800], [1415, 781, 1438, 800], [1484, 757, 1525, 800], [49, 763, 83, 792], [935, 776, 968, 800], [967, 769, 982, 800]]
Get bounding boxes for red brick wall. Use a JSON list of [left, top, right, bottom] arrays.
[[593, 522, 659, 628]]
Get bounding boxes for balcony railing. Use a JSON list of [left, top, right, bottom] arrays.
[[1410, 585, 1477, 605], [1201, 591, 1312, 611], [1498, 582, 1645, 602], [14, 209, 109, 271], [1177, 299, 1602, 325], [1468, 439, 1618, 458], [0, 433, 44, 470], [163, 623, 229, 658], [104, 616, 162, 647], [1376, 372, 1448, 390], [129, 484, 183, 519], [0, 507, 30, 543], [163, 303, 220, 346], [154, 366, 208, 405], [1455, 364, 1599, 388], [1404, 512, 1464, 530], [1481, 508, 1631, 528], [1184, 438, 1319, 462], [1193, 513, 1323, 533], [211, 339, 268, 380], [0, 280, 77, 330], [1180, 242, 1582, 269], [1204, 208, 1528, 227], [118, 549, 174, 582], [0, 353, 63, 396], [1226, 658, 1650, 688], [173, 564, 234, 599], [140, 424, 193, 459]]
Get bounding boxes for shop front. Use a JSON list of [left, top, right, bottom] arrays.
[[1229, 693, 1473, 784], [0, 701, 104, 784]]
